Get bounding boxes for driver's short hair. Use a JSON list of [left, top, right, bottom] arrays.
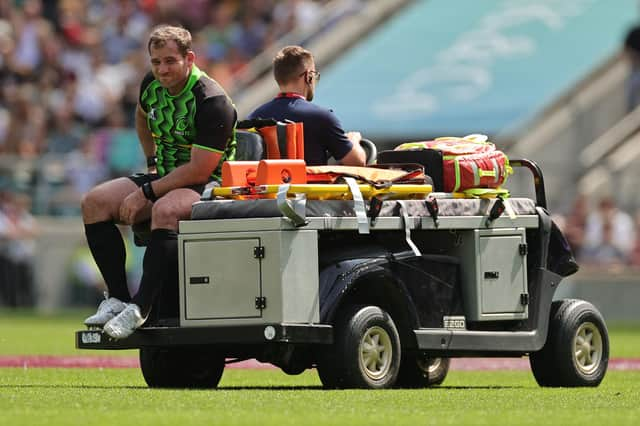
[[148, 25, 192, 57], [273, 46, 314, 85]]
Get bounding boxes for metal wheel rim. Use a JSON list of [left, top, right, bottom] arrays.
[[416, 357, 442, 374], [573, 322, 603, 375], [359, 326, 393, 381]]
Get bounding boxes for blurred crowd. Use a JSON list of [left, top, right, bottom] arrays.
[[3, 0, 636, 309], [0, 0, 363, 306], [0, 0, 356, 215], [555, 195, 640, 272]]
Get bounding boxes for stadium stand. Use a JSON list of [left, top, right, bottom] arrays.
[[0, 0, 366, 216], [0, 0, 373, 308], [2, 0, 640, 315]]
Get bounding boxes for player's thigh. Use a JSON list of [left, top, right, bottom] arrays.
[[151, 188, 201, 228], [81, 177, 140, 221]]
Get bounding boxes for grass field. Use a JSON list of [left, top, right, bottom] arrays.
[[2, 309, 640, 358], [1, 310, 639, 426]]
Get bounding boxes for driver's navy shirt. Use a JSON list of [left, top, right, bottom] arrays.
[[247, 95, 353, 165]]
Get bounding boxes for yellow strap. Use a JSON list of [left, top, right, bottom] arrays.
[[462, 188, 510, 199], [478, 170, 496, 178]]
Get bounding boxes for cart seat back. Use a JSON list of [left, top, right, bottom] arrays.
[[235, 130, 265, 161]]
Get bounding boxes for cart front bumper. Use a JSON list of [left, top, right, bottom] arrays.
[[76, 323, 333, 350]]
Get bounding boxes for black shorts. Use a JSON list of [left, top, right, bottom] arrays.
[[127, 173, 208, 196]]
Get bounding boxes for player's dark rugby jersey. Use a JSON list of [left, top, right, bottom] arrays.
[[139, 65, 236, 180]]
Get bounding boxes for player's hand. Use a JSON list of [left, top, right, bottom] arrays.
[[120, 190, 150, 225], [346, 131, 362, 144]]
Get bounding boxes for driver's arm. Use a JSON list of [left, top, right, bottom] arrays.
[[338, 131, 366, 166]]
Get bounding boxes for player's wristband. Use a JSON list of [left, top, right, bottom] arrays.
[[146, 156, 157, 168], [141, 181, 158, 202]]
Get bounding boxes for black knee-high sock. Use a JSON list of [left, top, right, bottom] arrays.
[[132, 229, 178, 317], [84, 221, 130, 301]]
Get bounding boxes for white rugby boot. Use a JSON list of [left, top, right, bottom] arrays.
[[84, 295, 127, 327], [103, 303, 147, 339]]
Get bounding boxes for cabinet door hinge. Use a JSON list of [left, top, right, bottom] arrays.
[[255, 296, 267, 310], [519, 243, 528, 256], [253, 246, 265, 259]]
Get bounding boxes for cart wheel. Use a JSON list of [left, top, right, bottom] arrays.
[[396, 354, 450, 388], [530, 299, 609, 387], [140, 346, 225, 388], [317, 305, 401, 389]]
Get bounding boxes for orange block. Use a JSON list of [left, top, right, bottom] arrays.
[[294, 122, 304, 160], [258, 125, 280, 159], [221, 161, 259, 187], [256, 122, 305, 160], [255, 159, 307, 185]]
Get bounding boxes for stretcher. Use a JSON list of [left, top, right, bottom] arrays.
[[211, 183, 434, 200]]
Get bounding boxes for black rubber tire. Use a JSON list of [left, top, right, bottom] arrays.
[[317, 305, 401, 389], [530, 299, 609, 387], [529, 299, 564, 386], [396, 354, 450, 388], [140, 346, 225, 389]]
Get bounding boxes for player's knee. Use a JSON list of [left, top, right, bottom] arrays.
[[81, 188, 106, 215], [151, 200, 182, 227]]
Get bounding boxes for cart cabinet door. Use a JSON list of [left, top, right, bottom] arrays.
[[479, 235, 527, 315], [454, 228, 528, 321], [183, 237, 262, 320]]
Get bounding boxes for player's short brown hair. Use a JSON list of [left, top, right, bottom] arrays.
[[148, 25, 192, 56]]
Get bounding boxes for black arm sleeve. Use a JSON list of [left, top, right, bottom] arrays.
[[193, 95, 237, 152]]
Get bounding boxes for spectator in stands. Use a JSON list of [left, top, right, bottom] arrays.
[[46, 133, 109, 216], [627, 210, 640, 267], [563, 193, 589, 258], [3, 81, 47, 157], [46, 103, 87, 154], [81, 25, 237, 339], [581, 197, 635, 266], [581, 217, 628, 269], [273, 0, 323, 38], [0, 190, 39, 306], [624, 24, 640, 111], [8, 0, 53, 81], [0, 189, 13, 305], [100, 1, 147, 65], [248, 45, 365, 166]]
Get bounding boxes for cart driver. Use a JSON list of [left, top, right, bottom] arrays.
[[247, 45, 366, 166], [81, 25, 237, 339]]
